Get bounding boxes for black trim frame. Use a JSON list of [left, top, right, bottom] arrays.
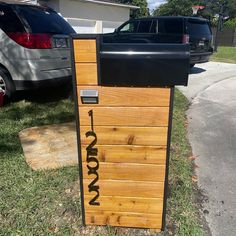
[[70, 34, 101, 226], [96, 36, 102, 85], [161, 87, 175, 230], [70, 36, 85, 226]]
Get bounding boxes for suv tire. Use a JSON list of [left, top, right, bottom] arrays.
[[0, 68, 15, 99]]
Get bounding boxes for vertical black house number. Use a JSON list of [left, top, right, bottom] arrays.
[[86, 110, 100, 206]]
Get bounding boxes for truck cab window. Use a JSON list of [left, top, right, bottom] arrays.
[[150, 20, 158, 33], [119, 21, 138, 33], [137, 20, 152, 33]]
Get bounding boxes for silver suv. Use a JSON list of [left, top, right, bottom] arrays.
[[0, 2, 75, 98]]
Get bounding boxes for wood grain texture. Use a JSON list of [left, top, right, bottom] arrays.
[[83, 179, 164, 198], [73, 39, 97, 63], [85, 211, 162, 229], [75, 63, 97, 85], [81, 145, 166, 165], [77, 86, 170, 107], [83, 162, 165, 182], [84, 195, 163, 214], [79, 107, 169, 127], [80, 126, 168, 146]]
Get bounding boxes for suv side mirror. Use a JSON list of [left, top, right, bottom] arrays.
[[114, 28, 119, 34]]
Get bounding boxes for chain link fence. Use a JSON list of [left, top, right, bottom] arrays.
[[212, 27, 236, 47]]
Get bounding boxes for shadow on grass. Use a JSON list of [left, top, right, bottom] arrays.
[[13, 83, 73, 104], [0, 85, 75, 160]]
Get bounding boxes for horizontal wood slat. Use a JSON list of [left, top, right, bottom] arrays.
[[73, 39, 97, 63], [77, 86, 170, 107], [79, 107, 169, 127], [84, 195, 163, 214], [83, 162, 165, 182], [81, 145, 166, 165], [75, 63, 97, 85], [85, 211, 162, 229], [83, 179, 164, 198], [80, 126, 168, 146]]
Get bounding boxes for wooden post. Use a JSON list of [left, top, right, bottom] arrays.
[[71, 35, 174, 231]]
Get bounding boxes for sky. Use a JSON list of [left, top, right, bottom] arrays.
[[147, 0, 167, 11]]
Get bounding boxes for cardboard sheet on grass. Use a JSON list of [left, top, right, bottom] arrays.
[[19, 123, 78, 170]]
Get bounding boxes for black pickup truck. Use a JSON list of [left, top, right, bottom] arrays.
[[103, 16, 213, 68]]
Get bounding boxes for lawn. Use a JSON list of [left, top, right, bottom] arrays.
[[0, 90, 204, 235], [211, 46, 236, 64]]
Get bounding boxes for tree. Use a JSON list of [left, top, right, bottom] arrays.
[[206, 0, 236, 18], [227, 0, 236, 18], [117, 0, 149, 18], [194, 1, 236, 25], [131, 0, 149, 18], [153, 0, 236, 19], [153, 0, 204, 16]]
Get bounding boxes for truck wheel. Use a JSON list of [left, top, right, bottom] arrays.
[[0, 68, 15, 99]]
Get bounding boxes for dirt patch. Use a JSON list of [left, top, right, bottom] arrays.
[[194, 185, 212, 236], [19, 122, 78, 170]]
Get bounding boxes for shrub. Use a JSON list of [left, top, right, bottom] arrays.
[[224, 18, 236, 28]]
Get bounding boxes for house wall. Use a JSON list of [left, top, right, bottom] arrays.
[[4, 0, 131, 33], [58, 0, 130, 33], [60, 0, 129, 22]]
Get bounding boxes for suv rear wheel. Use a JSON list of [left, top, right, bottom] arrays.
[[0, 68, 15, 99]]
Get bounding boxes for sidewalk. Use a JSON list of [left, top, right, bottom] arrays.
[[178, 62, 236, 236]]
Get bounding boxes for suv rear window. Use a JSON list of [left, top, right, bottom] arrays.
[[151, 18, 184, 34], [15, 5, 75, 34], [187, 19, 211, 36], [0, 5, 25, 33]]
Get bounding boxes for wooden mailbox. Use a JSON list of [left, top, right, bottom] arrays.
[[71, 35, 189, 230]]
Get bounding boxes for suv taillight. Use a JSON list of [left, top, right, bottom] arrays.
[[182, 34, 190, 44], [6, 33, 52, 49]]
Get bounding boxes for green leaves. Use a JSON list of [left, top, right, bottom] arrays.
[[153, 0, 236, 20], [153, 0, 195, 16], [116, 0, 149, 18]]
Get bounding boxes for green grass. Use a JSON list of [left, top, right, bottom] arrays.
[[168, 90, 203, 236], [211, 46, 236, 64], [0, 99, 80, 235], [0, 90, 203, 235]]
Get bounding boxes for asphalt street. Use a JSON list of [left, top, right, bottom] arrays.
[[178, 62, 236, 236]]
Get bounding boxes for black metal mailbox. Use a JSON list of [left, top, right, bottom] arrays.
[[100, 39, 190, 86]]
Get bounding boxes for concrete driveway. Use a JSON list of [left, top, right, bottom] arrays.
[[178, 62, 236, 236]]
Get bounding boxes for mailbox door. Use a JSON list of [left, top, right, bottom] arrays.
[[99, 41, 190, 87]]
